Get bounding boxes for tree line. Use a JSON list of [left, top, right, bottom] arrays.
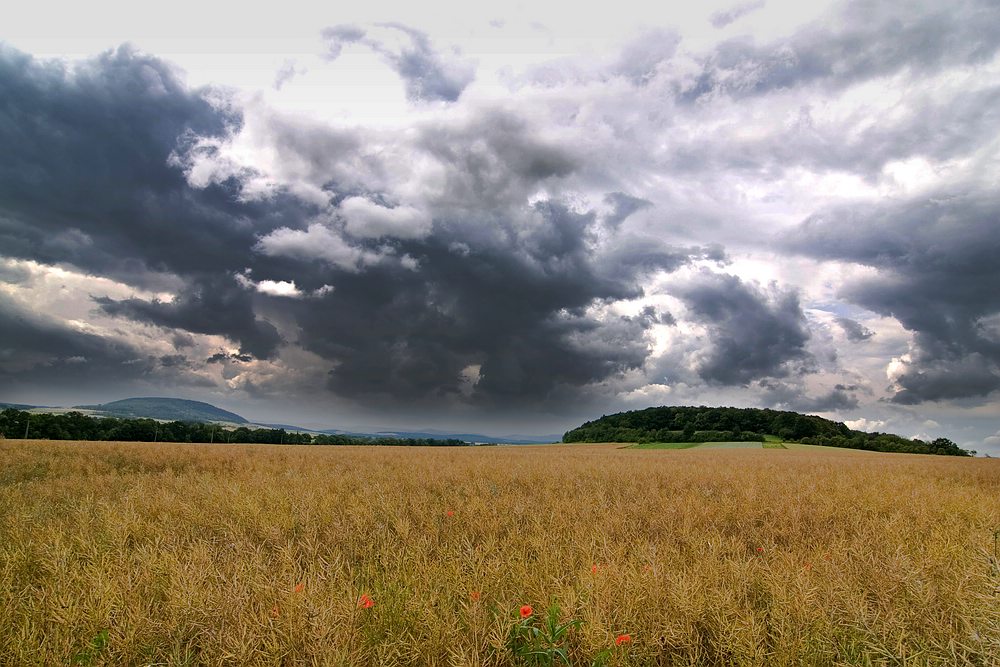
[[0, 410, 469, 447], [562, 406, 973, 456]]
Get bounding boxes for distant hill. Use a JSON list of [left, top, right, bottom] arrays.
[[563, 406, 972, 456], [315, 428, 555, 444], [76, 398, 248, 424], [0, 402, 38, 410], [370, 430, 559, 445]]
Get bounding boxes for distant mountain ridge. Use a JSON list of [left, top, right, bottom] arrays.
[[359, 430, 559, 445], [7, 396, 558, 443], [76, 397, 248, 424], [0, 402, 38, 410]]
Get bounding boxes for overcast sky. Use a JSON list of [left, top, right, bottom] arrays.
[[2, 0, 1000, 450]]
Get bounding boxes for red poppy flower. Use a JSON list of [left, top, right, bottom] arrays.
[[615, 633, 631, 646], [520, 604, 533, 618], [756, 547, 764, 553], [469, 590, 481, 601], [271, 604, 280, 618], [803, 562, 812, 571], [294, 582, 305, 593], [358, 593, 375, 609], [591, 564, 598, 574], [446, 510, 455, 517]]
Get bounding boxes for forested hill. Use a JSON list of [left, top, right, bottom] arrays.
[[563, 406, 973, 456], [76, 398, 248, 424]]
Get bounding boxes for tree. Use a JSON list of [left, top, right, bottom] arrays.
[[928, 437, 967, 456]]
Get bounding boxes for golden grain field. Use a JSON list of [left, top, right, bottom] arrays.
[[1, 440, 998, 666]]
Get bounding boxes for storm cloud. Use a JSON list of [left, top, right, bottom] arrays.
[[283, 200, 717, 407], [0, 294, 141, 382], [1, 0, 999, 448], [836, 317, 874, 343], [0, 41, 712, 413], [0, 292, 215, 399], [0, 44, 241, 282], [758, 379, 862, 413], [673, 271, 811, 386], [94, 275, 283, 360], [0, 43, 319, 358], [787, 190, 1000, 403]]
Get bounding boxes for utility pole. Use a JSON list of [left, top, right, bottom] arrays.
[[210, 425, 215, 444], [23, 413, 30, 439], [154, 423, 158, 443]]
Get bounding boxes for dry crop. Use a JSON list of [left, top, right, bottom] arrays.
[[1, 440, 998, 665]]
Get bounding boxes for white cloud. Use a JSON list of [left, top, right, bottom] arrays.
[[312, 284, 336, 297], [340, 196, 432, 239], [236, 271, 336, 299], [844, 418, 886, 432], [256, 280, 303, 298], [255, 223, 377, 271], [981, 431, 1000, 456]]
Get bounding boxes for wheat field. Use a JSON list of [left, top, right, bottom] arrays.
[[0, 440, 998, 666]]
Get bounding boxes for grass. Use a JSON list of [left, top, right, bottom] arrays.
[[632, 441, 769, 450], [689, 442, 763, 449], [1, 439, 998, 665]]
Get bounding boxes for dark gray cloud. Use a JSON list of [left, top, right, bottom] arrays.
[[158, 354, 189, 368], [836, 317, 874, 342], [0, 293, 216, 397], [758, 379, 861, 412], [415, 108, 579, 210], [0, 44, 316, 359], [0, 44, 239, 282], [284, 200, 716, 407], [207, 351, 254, 364], [94, 275, 282, 359], [680, 0, 1000, 102], [0, 293, 141, 384], [889, 356, 1000, 405], [787, 190, 1000, 403], [637, 305, 675, 327], [674, 270, 811, 385], [322, 23, 475, 102], [0, 44, 722, 413], [171, 332, 196, 349], [603, 192, 653, 229]]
